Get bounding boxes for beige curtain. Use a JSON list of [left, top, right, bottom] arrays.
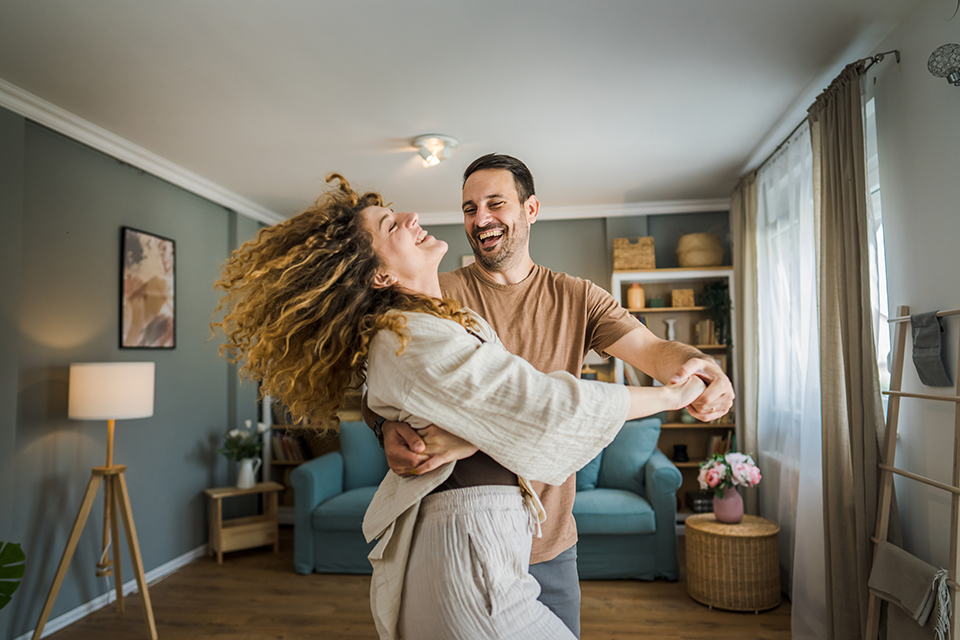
[[730, 172, 759, 516], [808, 62, 887, 640]]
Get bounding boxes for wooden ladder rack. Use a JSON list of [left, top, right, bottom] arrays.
[[866, 305, 960, 639]]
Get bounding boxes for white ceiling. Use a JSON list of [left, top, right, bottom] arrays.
[[0, 0, 918, 223]]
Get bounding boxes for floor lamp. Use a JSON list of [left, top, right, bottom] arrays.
[[33, 362, 158, 640]]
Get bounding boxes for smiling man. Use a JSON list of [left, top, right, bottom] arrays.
[[372, 153, 734, 637]]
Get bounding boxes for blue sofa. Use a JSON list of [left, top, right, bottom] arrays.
[[573, 418, 682, 580], [291, 418, 681, 580]]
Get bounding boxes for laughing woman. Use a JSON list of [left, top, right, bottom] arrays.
[[213, 175, 703, 640]]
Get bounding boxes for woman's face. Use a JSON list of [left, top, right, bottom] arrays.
[[362, 205, 447, 291]]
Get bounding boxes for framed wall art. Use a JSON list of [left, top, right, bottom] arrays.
[[120, 226, 175, 348]]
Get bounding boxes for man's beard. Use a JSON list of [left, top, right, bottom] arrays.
[[471, 222, 529, 272]]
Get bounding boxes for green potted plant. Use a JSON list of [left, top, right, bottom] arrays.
[[699, 280, 731, 346], [0, 541, 25, 610], [219, 420, 267, 489]]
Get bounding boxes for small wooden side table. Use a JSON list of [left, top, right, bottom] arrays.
[[205, 481, 283, 564], [685, 514, 781, 612]]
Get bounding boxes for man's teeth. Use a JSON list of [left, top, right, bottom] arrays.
[[478, 229, 503, 241]]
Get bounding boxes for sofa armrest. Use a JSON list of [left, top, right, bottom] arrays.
[[289, 452, 343, 574], [643, 449, 682, 580]]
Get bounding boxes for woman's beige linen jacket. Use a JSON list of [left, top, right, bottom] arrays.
[[363, 311, 631, 640]]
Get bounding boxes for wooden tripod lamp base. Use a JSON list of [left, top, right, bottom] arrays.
[[32, 464, 157, 640], [35, 362, 158, 639]]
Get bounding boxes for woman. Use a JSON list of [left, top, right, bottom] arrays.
[[214, 175, 704, 640]]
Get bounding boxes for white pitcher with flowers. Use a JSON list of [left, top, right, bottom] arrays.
[[219, 420, 268, 489]]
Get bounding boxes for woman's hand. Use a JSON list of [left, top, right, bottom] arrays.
[[412, 425, 479, 474], [667, 375, 707, 411], [669, 357, 735, 421]]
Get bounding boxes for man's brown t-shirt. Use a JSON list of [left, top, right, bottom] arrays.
[[439, 262, 640, 563]]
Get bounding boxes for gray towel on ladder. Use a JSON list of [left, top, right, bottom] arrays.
[[869, 541, 951, 639], [911, 311, 953, 387]]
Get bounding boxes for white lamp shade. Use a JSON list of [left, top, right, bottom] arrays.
[[68, 362, 155, 420]]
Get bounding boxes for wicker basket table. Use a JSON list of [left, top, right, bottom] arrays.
[[685, 514, 781, 612]]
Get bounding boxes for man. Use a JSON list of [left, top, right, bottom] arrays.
[[367, 154, 734, 637]]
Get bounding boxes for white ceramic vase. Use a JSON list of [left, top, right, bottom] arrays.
[[236, 457, 262, 489]]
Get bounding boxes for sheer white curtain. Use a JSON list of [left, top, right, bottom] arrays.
[[755, 121, 827, 638]]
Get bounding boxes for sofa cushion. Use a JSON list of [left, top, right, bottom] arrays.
[[572, 488, 656, 535], [313, 485, 379, 531], [576, 452, 604, 492], [339, 421, 390, 491], [597, 418, 661, 495]]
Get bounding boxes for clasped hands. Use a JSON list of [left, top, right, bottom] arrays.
[[381, 356, 734, 478]]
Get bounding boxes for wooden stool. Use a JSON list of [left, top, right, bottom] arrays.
[[205, 482, 283, 564], [685, 514, 781, 612]]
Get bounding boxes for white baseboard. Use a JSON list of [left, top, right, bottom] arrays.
[[15, 544, 208, 640]]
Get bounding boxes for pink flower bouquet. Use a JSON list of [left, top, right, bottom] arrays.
[[697, 452, 762, 498]]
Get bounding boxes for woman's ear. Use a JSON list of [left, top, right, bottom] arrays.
[[372, 273, 396, 289]]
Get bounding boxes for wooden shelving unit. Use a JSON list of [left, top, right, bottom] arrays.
[[612, 267, 739, 524]]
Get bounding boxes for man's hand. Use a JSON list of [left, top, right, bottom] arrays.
[[382, 420, 428, 477], [669, 357, 735, 422]]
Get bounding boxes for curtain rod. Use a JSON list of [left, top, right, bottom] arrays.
[[858, 50, 900, 74], [753, 49, 900, 173]]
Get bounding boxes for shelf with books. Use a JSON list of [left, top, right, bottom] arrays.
[[611, 267, 738, 523]]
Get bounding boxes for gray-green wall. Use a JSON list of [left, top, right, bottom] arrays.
[[433, 211, 730, 289], [1, 111, 260, 639]]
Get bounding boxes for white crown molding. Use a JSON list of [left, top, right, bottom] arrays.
[[0, 78, 283, 225], [15, 544, 208, 640], [417, 197, 731, 226]]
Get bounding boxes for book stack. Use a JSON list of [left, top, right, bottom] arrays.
[[695, 318, 716, 345], [685, 490, 714, 513], [271, 429, 310, 462], [706, 432, 735, 457]]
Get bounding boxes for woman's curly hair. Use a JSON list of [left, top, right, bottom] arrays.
[[212, 174, 478, 428]]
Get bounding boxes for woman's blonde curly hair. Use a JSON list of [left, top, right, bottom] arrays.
[[212, 174, 477, 428]]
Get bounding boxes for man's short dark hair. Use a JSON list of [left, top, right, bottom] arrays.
[[462, 154, 536, 204]]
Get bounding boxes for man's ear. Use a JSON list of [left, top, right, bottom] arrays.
[[525, 195, 540, 224], [372, 273, 396, 289]]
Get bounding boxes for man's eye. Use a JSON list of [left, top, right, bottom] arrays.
[[391, 222, 398, 231], [491, 202, 503, 208]]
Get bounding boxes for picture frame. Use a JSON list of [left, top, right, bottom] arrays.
[[120, 226, 176, 349]]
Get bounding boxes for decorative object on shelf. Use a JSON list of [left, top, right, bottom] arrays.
[[649, 297, 665, 308], [680, 407, 696, 424], [928, 43, 960, 87], [613, 236, 655, 271], [34, 362, 158, 640], [581, 350, 607, 381], [699, 280, 731, 345], [671, 288, 694, 308], [673, 444, 689, 462], [698, 452, 763, 525], [627, 283, 645, 309], [676, 231, 723, 267], [412, 134, 459, 167], [121, 227, 176, 349], [664, 318, 677, 341], [236, 457, 263, 490], [219, 420, 267, 488]]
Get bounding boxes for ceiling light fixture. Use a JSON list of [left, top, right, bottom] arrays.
[[928, 43, 960, 86], [413, 134, 459, 168]]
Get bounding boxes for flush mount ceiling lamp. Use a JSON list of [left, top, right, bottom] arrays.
[[928, 43, 960, 86], [413, 134, 459, 168]]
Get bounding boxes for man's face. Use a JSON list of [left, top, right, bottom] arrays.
[[461, 169, 535, 272]]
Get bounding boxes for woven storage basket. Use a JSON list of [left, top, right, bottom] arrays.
[[685, 514, 781, 612], [671, 289, 695, 308], [676, 232, 723, 268], [613, 237, 655, 271]]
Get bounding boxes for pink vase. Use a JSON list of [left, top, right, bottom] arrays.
[[713, 487, 744, 524]]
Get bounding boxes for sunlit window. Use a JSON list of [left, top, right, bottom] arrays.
[[865, 98, 891, 393]]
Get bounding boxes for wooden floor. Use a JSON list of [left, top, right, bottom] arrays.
[[46, 529, 791, 640]]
